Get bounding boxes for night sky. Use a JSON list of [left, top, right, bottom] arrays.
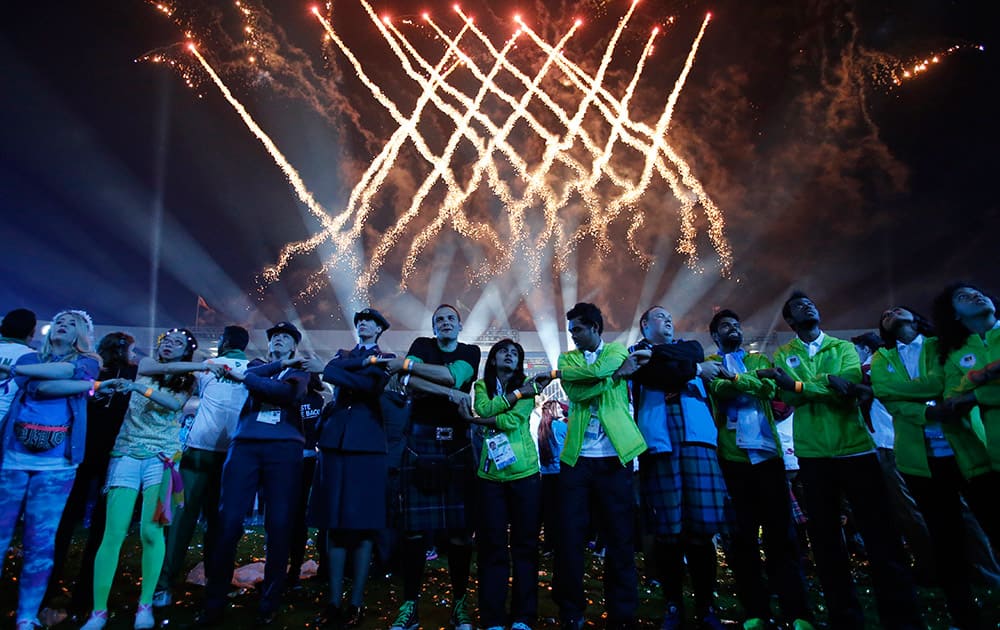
[[2, 0, 996, 338]]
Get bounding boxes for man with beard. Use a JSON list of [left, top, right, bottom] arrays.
[[706, 309, 813, 630], [760, 291, 922, 630], [382, 304, 481, 630]]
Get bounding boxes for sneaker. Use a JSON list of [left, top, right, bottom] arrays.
[[661, 603, 682, 630], [425, 546, 438, 561], [511, 623, 533, 630], [134, 604, 155, 629], [152, 589, 172, 608], [792, 620, 816, 630], [743, 619, 766, 630], [450, 594, 474, 630], [16, 621, 39, 630], [80, 610, 109, 630], [389, 600, 419, 630]]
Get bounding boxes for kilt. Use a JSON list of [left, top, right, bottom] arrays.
[[309, 449, 387, 530], [639, 398, 729, 538], [399, 431, 475, 532]]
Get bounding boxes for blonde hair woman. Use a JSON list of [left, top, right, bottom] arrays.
[[0, 310, 102, 630]]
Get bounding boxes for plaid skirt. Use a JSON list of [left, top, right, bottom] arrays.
[[639, 399, 729, 538], [399, 432, 475, 532]]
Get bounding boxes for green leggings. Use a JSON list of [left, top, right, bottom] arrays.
[[92, 486, 165, 610]]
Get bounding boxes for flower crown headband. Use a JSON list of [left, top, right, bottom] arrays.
[[156, 328, 198, 351], [51, 309, 94, 336]]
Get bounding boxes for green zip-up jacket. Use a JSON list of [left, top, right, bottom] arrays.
[[473, 379, 540, 482], [707, 351, 781, 464], [558, 342, 647, 467], [772, 334, 874, 458], [944, 328, 1000, 471], [870, 336, 991, 479]]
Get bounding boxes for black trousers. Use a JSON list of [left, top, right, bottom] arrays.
[[554, 457, 637, 626], [205, 440, 303, 614], [476, 474, 541, 628], [797, 455, 922, 630], [905, 458, 997, 629], [719, 457, 811, 621]]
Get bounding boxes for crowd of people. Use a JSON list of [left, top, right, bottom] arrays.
[[0, 282, 998, 630]]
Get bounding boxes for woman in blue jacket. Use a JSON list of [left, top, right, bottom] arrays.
[[0, 310, 101, 630]]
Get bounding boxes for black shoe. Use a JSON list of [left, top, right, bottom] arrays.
[[314, 603, 343, 629], [255, 609, 278, 626], [194, 609, 225, 627], [343, 604, 364, 628]]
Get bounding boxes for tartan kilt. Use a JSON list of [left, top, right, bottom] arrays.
[[639, 444, 729, 538], [399, 433, 475, 532]]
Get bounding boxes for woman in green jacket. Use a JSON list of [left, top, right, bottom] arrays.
[[872, 305, 993, 630], [470, 339, 550, 630]]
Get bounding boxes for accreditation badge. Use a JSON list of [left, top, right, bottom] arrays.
[[960, 353, 977, 369], [485, 432, 517, 470], [256, 404, 282, 424], [785, 355, 801, 369]]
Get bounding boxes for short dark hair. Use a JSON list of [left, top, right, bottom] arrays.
[[639, 305, 665, 332], [0, 308, 36, 340], [782, 290, 811, 321], [850, 332, 883, 353], [221, 325, 250, 351], [566, 302, 603, 334], [433, 303, 461, 323], [709, 309, 741, 335]]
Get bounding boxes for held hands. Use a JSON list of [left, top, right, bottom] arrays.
[[526, 373, 552, 391], [376, 357, 408, 374], [927, 394, 977, 423], [756, 367, 797, 391], [698, 360, 730, 381], [615, 348, 652, 378], [967, 359, 1000, 386], [827, 374, 853, 396]]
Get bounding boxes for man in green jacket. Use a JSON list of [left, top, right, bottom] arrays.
[[551, 302, 647, 630], [761, 291, 922, 630], [706, 309, 812, 630]]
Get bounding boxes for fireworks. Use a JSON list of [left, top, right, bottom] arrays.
[[864, 43, 985, 89], [149, 1, 733, 301]]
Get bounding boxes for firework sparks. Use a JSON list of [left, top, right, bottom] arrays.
[[167, 1, 733, 299]]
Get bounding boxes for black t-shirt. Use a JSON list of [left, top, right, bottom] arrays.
[[85, 363, 139, 464], [406, 337, 480, 428]]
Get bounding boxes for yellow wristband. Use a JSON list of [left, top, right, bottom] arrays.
[[94, 380, 103, 391], [403, 358, 412, 372], [551, 369, 559, 380], [794, 381, 803, 393], [144, 387, 154, 397], [514, 390, 523, 400], [369, 355, 378, 365]]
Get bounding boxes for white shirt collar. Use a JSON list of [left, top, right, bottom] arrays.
[[583, 340, 605, 364], [800, 331, 825, 357], [896, 334, 924, 353]]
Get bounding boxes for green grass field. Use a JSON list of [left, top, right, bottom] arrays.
[[3, 526, 998, 629]]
